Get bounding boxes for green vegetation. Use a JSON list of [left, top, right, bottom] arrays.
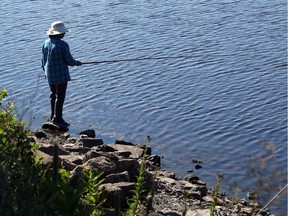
[[0, 89, 105, 215], [209, 175, 222, 216], [0, 89, 156, 215], [124, 136, 155, 216]]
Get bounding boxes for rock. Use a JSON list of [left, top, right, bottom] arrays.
[[82, 150, 101, 163], [195, 164, 203, 169], [70, 166, 84, 182], [83, 156, 116, 175], [107, 144, 145, 159], [192, 159, 203, 164], [186, 209, 210, 216], [247, 191, 258, 200], [80, 138, 103, 148], [33, 129, 47, 139], [187, 190, 202, 200], [155, 170, 176, 179], [62, 145, 91, 154], [35, 150, 54, 167], [179, 180, 208, 196], [115, 140, 134, 146], [63, 132, 70, 139], [147, 155, 161, 167], [61, 159, 77, 171], [59, 155, 83, 165], [117, 158, 140, 181], [184, 174, 200, 182], [79, 129, 96, 138], [116, 151, 131, 158], [67, 137, 78, 143], [100, 182, 135, 209], [158, 177, 177, 185], [203, 195, 213, 203], [94, 144, 116, 152], [104, 171, 130, 183], [38, 144, 70, 156], [161, 209, 180, 216], [31, 128, 277, 216]]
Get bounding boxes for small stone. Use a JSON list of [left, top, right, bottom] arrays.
[[61, 159, 77, 171], [115, 140, 134, 145], [186, 209, 210, 216], [187, 190, 202, 200], [83, 150, 101, 163], [67, 137, 78, 143], [192, 159, 203, 163], [247, 191, 258, 200], [63, 132, 70, 139], [80, 134, 88, 138], [184, 174, 199, 182], [79, 129, 96, 138], [192, 180, 206, 186], [80, 138, 104, 148], [105, 171, 130, 183], [59, 155, 83, 165], [33, 129, 47, 139], [195, 164, 202, 169], [147, 155, 161, 167]]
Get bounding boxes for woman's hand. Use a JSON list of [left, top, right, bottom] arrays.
[[76, 61, 82, 66]]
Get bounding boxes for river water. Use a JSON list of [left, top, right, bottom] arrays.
[[1, 0, 287, 214]]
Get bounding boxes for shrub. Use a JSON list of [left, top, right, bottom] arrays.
[[0, 89, 105, 215]]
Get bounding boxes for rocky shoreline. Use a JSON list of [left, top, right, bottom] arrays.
[[31, 128, 275, 216]]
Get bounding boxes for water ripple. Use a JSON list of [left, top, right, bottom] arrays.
[[1, 0, 287, 214]]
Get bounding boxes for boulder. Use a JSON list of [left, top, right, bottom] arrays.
[[82, 150, 101, 163], [80, 138, 104, 148], [107, 144, 145, 159], [116, 158, 140, 181], [83, 156, 116, 175], [69, 166, 85, 182], [35, 150, 54, 167], [100, 182, 135, 209], [38, 144, 70, 156], [104, 171, 130, 183], [62, 144, 91, 154], [61, 159, 77, 171], [179, 180, 208, 196], [59, 154, 83, 165]]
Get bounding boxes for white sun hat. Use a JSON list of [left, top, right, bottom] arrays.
[[46, 21, 70, 35]]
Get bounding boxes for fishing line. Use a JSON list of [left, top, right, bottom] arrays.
[[82, 55, 194, 65]]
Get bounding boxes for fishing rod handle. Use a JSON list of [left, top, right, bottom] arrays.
[[82, 61, 101, 64]]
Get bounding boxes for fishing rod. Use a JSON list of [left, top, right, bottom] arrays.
[[82, 55, 193, 65]]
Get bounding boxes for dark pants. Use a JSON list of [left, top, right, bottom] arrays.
[[49, 82, 67, 122]]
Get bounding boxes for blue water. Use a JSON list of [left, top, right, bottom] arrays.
[[1, 0, 287, 214]]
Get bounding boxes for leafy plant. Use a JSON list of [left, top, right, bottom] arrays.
[[124, 136, 152, 216], [0, 89, 106, 216], [210, 175, 223, 216]]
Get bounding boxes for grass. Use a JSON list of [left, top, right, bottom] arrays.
[[209, 175, 223, 216]]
